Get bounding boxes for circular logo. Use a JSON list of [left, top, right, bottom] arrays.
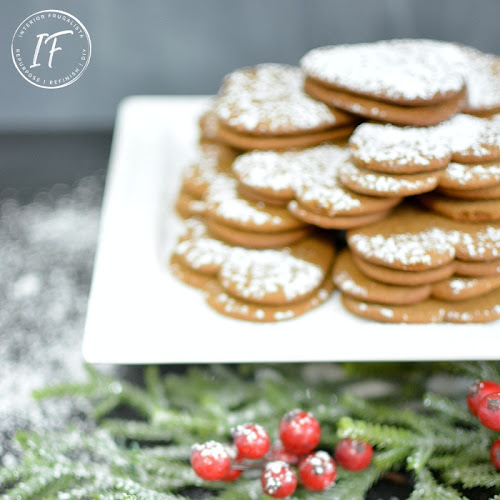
[[11, 10, 91, 89]]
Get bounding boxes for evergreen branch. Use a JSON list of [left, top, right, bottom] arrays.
[[101, 419, 173, 442], [337, 416, 417, 448], [145, 366, 169, 409], [328, 466, 381, 500], [407, 442, 434, 471], [423, 393, 478, 426], [409, 467, 466, 500], [373, 447, 411, 470], [441, 463, 500, 490]]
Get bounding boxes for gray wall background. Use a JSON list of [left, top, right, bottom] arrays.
[[1, 0, 500, 132]]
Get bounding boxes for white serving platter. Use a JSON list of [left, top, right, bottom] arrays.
[[82, 96, 500, 364]]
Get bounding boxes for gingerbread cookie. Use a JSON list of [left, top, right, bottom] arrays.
[[204, 174, 310, 248], [213, 64, 357, 151], [455, 257, 500, 277], [419, 193, 500, 222], [342, 288, 500, 323], [170, 219, 335, 322], [432, 274, 500, 301], [442, 114, 500, 164], [339, 161, 442, 198], [347, 205, 500, 271], [439, 161, 500, 192], [175, 144, 237, 218], [301, 40, 466, 125], [438, 183, 500, 200], [348, 122, 451, 174]]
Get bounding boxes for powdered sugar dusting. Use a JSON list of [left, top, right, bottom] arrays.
[[349, 122, 451, 169], [215, 64, 339, 133], [301, 40, 464, 102], [349, 229, 456, 266], [221, 248, 323, 301], [443, 161, 500, 187], [206, 174, 286, 227], [340, 161, 436, 195]]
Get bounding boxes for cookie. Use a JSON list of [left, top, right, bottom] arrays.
[[347, 205, 500, 271], [459, 48, 500, 116], [432, 274, 500, 301], [336, 249, 500, 306], [339, 161, 442, 198], [231, 144, 401, 229], [419, 193, 500, 222], [288, 202, 393, 230], [170, 219, 335, 322], [213, 64, 357, 151], [352, 253, 456, 286], [301, 40, 465, 105], [455, 257, 500, 277], [334, 250, 432, 304], [301, 40, 466, 125], [438, 183, 500, 200], [348, 122, 451, 174], [439, 161, 500, 192], [304, 78, 466, 127], [342, 288, 500, 323], [442, 114, 500, 164], [176, 144, 237, 218]]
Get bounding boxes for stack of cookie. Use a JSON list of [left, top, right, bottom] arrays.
[[170, 39, 500, 324], [334, 206, 500, 323]]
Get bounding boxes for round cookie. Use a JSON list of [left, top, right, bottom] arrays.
[[459, 48, 500, 116], [352, 253, 456, 286], [301, 40, 465, 105], [342, 289, 500, 324], [170, 219, 336, 322], [205, 278, 334, 323], [175, 188, 206, 219], [181, 144, 236, 199], [455, 258, 500, 277], [339, 161, 442, 198], [204, 174, 309, 245], [431, 274, 500, 302], [334, 250, 432, 304], [304, 78, 466, 127], [439, 161, 500, 192], [347, 206, 457, 271], [205, 218, 312, 249], [348, 205, 500, 273], [213, 64, 357, 151], [419, 193, 500, 222], [348, 122, 451, 174], [438, 183, 500, 200], [288, 202, 392, 230], [442, 114, 500, 164], [199, 108, 220, 145]]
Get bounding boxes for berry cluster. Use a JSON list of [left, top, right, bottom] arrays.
[[190, 409, 373, 498], [467, 379, 500, 471]]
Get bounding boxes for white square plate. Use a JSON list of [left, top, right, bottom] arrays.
[[83, 96, 500, 364]]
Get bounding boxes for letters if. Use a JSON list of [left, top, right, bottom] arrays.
[[30, 30, 73, 69]]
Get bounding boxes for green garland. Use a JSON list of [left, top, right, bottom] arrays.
[[1, 362, 500, 499]]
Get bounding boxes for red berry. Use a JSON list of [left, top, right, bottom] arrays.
[[335, 438, 373, 471], [266, 440, 301, 465], [491, 439, 500, 471], [478, 392, 500, 431], [190, 441, 231, 481], [232, 423, 270, 459], [222, 445, 243, 482], [279, 409, 321, 455], [299, 451, 337, 491], [261, 461, 297, 498], [467, 380, 500, 416]]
